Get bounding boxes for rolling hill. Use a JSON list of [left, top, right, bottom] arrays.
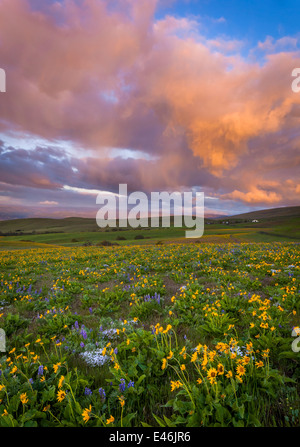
[[0, 206, 299, 234], [0, 206, 299, 247], [223, 206, 300, 221]]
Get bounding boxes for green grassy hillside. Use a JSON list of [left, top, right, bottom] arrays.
[[0, 206, 299, 248]]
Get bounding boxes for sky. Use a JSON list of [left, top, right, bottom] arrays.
[[0, 0, 300, 220]]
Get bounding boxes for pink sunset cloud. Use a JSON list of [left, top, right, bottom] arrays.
[[0, 0, 299, 218]]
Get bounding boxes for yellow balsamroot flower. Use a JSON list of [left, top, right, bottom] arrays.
[[58, 375, 64, 388], [242, 356, 250, 365], [9, 348, 16, 354], [106, 415, 115, 425], [226, 371, 233, 379], [114, 363, 120, 371], [255, 361, 264, 368], [196, 343, 202, 352], [246, 342, 253, 351], [53, 362, 61, 373], [57, 390, 66, 402], [217, 363, 225, 375], [179, 346, 186, 355], [197, 378, 203, 384], [207, 368, 218, 385], [166, 350, 173, 360], [170, 380, 183, 392], [161, 358, 167, 370], [10, 365, 17, 374], [20, 393, 28, 404], [208, 351, 217, 362], [118, 397, 125, 408], [163, 324, 172, 334], [236, 365, 246, 376], [191, 352, 197, 363], [202, 355, 208, 369], [2, 409, 8, 416], [82, 405, 92, 423], [180, 364, 186, 371], [0, 385, 5, 391], [262, 349, 270, 358], [43, 405, 50, 412]]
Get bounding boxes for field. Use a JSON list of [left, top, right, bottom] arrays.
[[0, 207, 299, 250], [0, 240, 299, 427]]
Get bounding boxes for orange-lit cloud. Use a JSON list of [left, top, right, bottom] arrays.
[[221, 187, 282, 205]]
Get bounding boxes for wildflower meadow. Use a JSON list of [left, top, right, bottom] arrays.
[[0, 242, 299, 427]]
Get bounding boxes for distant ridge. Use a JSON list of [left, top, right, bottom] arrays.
[[0, 206, 299, 234], [222, 206, 300, 221]]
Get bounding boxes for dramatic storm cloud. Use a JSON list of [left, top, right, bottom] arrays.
[[0, 0, 299, 219]]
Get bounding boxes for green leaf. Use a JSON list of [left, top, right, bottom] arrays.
[[24, 420, 38, 427], [121, 412, 137, 427], [8, 395, 20, 413], [163, 415, 177, 427], [41, 385, 56, 404], [74, 401, 82, 415], [233, 419, 244, 427], [135, 374, 146, 386], [0, 415, 16, 427], [152, 413, 166, 427]]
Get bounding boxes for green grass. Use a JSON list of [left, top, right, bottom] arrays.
[[1, 227, 186, 246], [0, 209, 299, 247]]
